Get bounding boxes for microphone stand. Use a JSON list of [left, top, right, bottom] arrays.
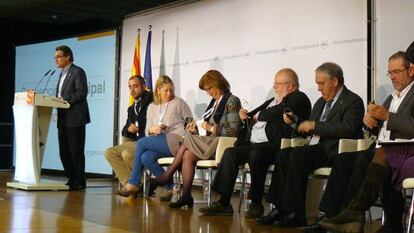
[[42, 70, 56, 94], [33, 69, 51, 91]]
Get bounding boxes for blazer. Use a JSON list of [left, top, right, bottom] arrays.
[[311, 86, 365, 161], [236, 90, 312, 146], [121, 90, 153, 141], [56, 64, 91, 128], [383, 84, 414, 139], [211, 94, 242, 137]]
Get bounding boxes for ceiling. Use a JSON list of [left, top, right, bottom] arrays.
[[0, 0, 179, 26]]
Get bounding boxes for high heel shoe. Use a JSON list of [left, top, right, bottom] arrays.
[[116, 186, 140, 198], [169, 196, 194, 208]]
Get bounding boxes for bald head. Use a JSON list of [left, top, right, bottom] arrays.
[[275, 68, 300, 89], [273, 68, 300, 102]]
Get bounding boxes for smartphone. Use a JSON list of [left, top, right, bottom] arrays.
[[184, 117, 193, 127], [283, 108, 296, 122]]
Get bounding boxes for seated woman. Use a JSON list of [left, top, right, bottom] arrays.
[[151, 70, 241, 208], [117, 75, 193, 200]]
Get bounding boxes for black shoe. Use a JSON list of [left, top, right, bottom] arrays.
[[245, 202, 264, 219], [169, 196, 194, 208], [69, 179, 86, 191], [150, 177, 173, 187], [257, 208, 285, 225], [302, 222, 326, 233], [65, 179, 74, 187], [274, 211, 307, 227], [137, 183, 157, 197], [199, 201, 234, 216]]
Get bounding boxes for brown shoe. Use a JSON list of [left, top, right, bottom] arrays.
[[160, 190, 173, 202], [116, 184, 140, 198]]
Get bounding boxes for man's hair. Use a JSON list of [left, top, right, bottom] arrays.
[[55, 45, 74, 62], [315, 62, 344, 85], [129, 75, 146, 86], [277, 68, 300, 89], [389, 51, 410, 69]]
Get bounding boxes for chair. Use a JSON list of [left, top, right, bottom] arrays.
[[195, 136, 237, 206], [146, 137, 237, 204], [238, 137, 309, 212], [402, 178, 414, 233]]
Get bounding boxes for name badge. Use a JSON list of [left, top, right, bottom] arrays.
[[309, 135, 320, 145]]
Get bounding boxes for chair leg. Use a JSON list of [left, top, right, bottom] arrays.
[[208, 168, 213, 206], [407, 190, 414, 233], [142, 169, 148, 198], [367, 208, 373, 224], [238, 168, 247, 213]]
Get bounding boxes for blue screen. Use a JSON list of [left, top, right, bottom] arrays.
[[15, 31, 117, 174]]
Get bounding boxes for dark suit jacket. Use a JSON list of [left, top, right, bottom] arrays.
[[56, 64, 91, 128], [311, 86, 365, 161], [382, 84, 414, 139], [236, 90, 312, 147], [121, 91, 153, 141]]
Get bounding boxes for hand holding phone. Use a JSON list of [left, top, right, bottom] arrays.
[[283, 108, 296, 123]]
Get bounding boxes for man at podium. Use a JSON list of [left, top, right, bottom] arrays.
[[55, 45, 90, 190]]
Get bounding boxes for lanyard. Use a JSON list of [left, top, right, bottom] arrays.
[[202, 95, 223, 119], [158, 101, 170, 124]]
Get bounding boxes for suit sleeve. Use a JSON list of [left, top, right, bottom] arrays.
[[314, 94, 365, 138], [256, 104, 283, 123], [121, 106, 135, 139], [66, 68, 88, 105], [387, 100, 414, 138]]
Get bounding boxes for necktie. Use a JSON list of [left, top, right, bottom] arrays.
[[134, 99, 141, 116], [322, 101, 332, 121]]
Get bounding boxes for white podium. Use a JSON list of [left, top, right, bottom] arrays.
[[7, 91, 71, 190]]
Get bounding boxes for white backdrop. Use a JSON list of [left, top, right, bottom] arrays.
[[120, 0, 368, 136], [374, 0, 414, 103]]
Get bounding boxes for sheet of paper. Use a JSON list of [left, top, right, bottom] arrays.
[[196, 119, 207, 136]]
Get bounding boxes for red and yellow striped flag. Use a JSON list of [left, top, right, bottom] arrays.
[[129, 32, 141, 105]]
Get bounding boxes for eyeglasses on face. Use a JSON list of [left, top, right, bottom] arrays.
[[387, 68, 408, 77]]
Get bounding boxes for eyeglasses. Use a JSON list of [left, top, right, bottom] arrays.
[[273, 81, 290, 86], [387, 68, 408, 77], [54, 55, 65, 60]]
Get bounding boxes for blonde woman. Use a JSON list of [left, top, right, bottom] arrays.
[[117, 75, 192, 199]]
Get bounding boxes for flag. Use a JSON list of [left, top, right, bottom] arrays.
[[131, 31, 141, 76], [129, 30, 141, 105], [159, 30, 166, 76], [144, 28, 153, 90]]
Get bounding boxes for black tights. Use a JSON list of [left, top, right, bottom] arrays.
[[156, 144, 200, 199]]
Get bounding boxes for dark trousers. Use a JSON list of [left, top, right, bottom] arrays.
[[266, 144, 329, 212], [319, 147, 375, 217], [212, 142, 276, 203], [58, 126, 86, 184]]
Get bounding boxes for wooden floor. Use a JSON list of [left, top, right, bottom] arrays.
[[0, 171, 381, 233]]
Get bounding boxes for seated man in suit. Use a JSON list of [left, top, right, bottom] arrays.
[[199, 68, 312, 218], [320, 48, 414, 233], [105, 75, 152, 188], [257, 62, 365, 227]]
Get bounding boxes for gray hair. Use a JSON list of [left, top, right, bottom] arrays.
[[315, 62, 344, 85]]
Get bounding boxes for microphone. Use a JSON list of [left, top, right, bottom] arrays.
[[33, 69, 52, 91], [42, 70, 56, 94]]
